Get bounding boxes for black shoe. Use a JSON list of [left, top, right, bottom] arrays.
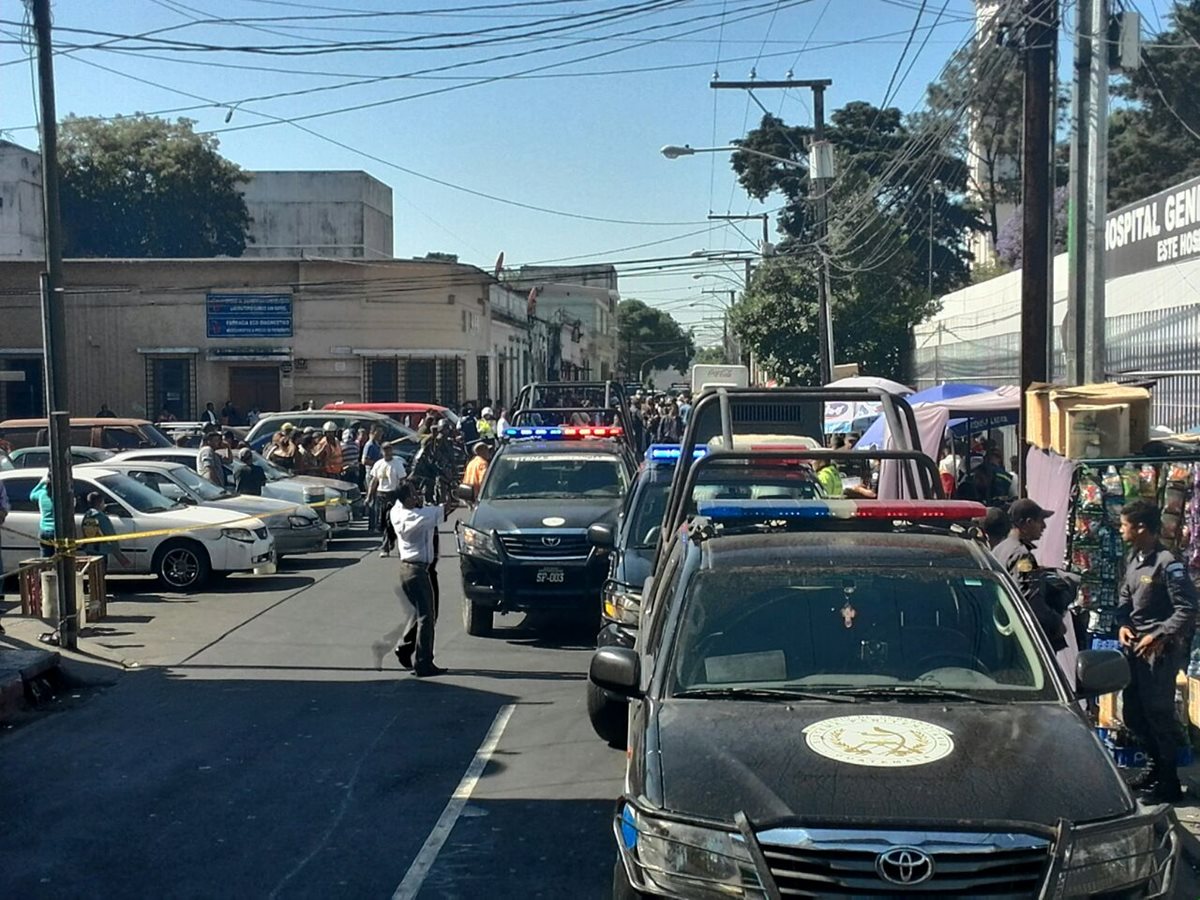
[[1140, 781, 1183, 804], [414, 664, 448, 678], [394, 644, 414, 670], [1127, 767, 1159, 791]]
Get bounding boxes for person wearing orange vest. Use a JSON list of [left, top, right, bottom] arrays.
[[316, 421, 344, 477]]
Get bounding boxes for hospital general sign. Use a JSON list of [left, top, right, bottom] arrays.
[[1105, 174, 1200, 280], [206, 293, 293, 339]]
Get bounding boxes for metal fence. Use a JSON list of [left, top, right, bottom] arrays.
[[914, 303, 1200, 431]]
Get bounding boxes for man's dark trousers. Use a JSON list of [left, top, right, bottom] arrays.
[[376, 492, 398, 548], [1123, 648, 1184, 788], [398, 562, 436, 671]]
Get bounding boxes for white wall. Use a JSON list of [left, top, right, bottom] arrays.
[[0, 142, 44, 260]]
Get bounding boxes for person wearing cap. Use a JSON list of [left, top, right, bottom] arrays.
[[993, 499, 1069, 650], [1115, 499, 1198, 802], [316, 421, 344, 477], [462, 441, 493, 493], [233, 447, 267, 496], [265, 429, 296, 471], [459, 406, 479, 445], [477, 407, 496, 441]]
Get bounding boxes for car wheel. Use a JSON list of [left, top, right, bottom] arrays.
[[587, 681, 628, 747], [462, 598, 493, 637], [154, 540, 211, 591], [612, 858, 648, 900]]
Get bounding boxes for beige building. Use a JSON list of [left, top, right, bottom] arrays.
[[0, 257, 508, 420]]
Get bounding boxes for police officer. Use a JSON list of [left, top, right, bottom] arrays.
[[1117, 499, 1198, 802], [993, 499, 1070, 651]]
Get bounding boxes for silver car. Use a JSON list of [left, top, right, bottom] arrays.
[[108, 448, 353, 533], [89, 460, 330, 558]]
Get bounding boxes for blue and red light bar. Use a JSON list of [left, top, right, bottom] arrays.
[[503, 426, 624, 440], [695, 498, 987, 522], [645, 443, 707, 463]]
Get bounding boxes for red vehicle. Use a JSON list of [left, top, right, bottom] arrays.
[[322, 402, 459, 432]]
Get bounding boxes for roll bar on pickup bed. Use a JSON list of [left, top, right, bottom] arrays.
[[657, 387, 928, 544], [512, 381, 627, 413]]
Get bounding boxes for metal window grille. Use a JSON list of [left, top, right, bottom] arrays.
[[477, 354, 490, 403], [145, 355, 196, 420]]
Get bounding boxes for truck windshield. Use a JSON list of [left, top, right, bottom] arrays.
[[669, 568, 1050, 700], [481, 453, 627, 500]]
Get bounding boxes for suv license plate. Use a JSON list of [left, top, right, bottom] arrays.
[[536, 567, 565, 584]]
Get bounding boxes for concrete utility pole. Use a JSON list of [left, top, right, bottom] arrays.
[[30, 0, 78, 650], [1018, 0, 1058, 492], [1067, 0, 1109, 385], [711, 78, 834, 384]]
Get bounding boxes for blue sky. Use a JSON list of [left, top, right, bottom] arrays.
[[1, 0, 1008, 342]]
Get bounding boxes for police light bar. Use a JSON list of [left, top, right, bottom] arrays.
[[695, 499, 987, 522], [503, 426, 624, 440], [645, 444, 707, 462]]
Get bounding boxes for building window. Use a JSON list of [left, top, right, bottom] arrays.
[[367, 359, 398, 401], [438, 357, 464, 407], [145, 356, 195, 420], [0, 357, 44, 419], [476, 354, 489, 404]]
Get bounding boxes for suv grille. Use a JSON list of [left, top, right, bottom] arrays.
[[760, 841, 1048, 896], [498, 532, 589, 559]]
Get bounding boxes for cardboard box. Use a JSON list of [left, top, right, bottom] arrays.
[[1098, 690, 1122, 728], [1025, 383, 1055, 450], [1063, 403, 1131, 459], [1049, 383, 1151, 456], [1189, 676, 1200, 744]]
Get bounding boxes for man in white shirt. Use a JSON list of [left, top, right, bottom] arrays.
[[375, 481, 448, 677], [365, 443, 407, 557], [197, 431, 225, 487]]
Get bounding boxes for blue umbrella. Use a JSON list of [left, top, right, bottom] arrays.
[[856, 383, 996, 447]]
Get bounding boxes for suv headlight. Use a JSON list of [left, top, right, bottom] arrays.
[[460, 526, 500, 561], [603, 583, 642, 626], [288, 514, 315, 528], [221, 527, 256, 543], [618, 804, 758, 899], [1053, 820, 1156, 897]]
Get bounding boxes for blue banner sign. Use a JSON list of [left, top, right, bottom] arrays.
[[206, 293, 293, 339]]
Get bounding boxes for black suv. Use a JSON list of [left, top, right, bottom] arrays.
[[455, 425, 635, 636], [585, 443, 825, 744], [590, 497, 1177, 899]]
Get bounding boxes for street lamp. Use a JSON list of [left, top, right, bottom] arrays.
[[661, 144, 805, 169]]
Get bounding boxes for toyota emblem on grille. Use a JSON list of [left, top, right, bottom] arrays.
[[875, 848, 934, 886], [541, 536, 561, 547]]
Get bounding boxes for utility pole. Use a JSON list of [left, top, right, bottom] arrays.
[[30, 0, 78, 650], [711, 77, 834, 384], [1019, 0, 1059, 492], [1067, 0, 1109, 385]]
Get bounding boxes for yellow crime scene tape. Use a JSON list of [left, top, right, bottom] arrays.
[[0, 497, 346, 579]]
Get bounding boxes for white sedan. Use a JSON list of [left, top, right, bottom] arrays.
[[0, 467, 275, 591]]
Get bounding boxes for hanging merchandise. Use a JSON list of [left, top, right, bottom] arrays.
[[1066, 455, 1200, 640]]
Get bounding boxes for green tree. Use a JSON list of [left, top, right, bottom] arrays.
[[617, 299, 695, 379], [1108, 1, 1200, 207], [59, 115, 251, 257], [693, 346, 727, 365], [728, 103, 977, 384]]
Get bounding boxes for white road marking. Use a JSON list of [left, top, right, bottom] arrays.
[[392, 703, 516, 900]]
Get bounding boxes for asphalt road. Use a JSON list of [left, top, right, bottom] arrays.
[[3, 522, 1200, 899], [0, 522, 625, 899]]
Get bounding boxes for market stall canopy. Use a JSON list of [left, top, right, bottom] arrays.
[[860, 385, 1018, 450], [905, 382, 996, 404], [825, 375, 912, 394]]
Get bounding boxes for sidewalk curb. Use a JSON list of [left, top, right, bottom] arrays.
[[0, 645, 61, 722]]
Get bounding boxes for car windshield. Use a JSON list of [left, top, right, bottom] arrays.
[[169, 465, 230, 501], [96, 473, 185, 513], [481, 453, 627, 500], [629, 467, 824, 550], [669, 567, 1049, 700]]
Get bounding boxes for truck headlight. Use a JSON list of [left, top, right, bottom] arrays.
[[221, 527, 256, 543], [618, 804, 757, 899], [460, 526, 499, 561], [1054, 820, 1156, 897], [603, 584, 641, 626]]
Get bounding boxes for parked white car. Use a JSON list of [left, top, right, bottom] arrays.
[[0, 467, 275, 591]]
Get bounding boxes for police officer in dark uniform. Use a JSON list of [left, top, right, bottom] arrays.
[[993, 498, 1070, 651], [1116, 499, 1198, 802]]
